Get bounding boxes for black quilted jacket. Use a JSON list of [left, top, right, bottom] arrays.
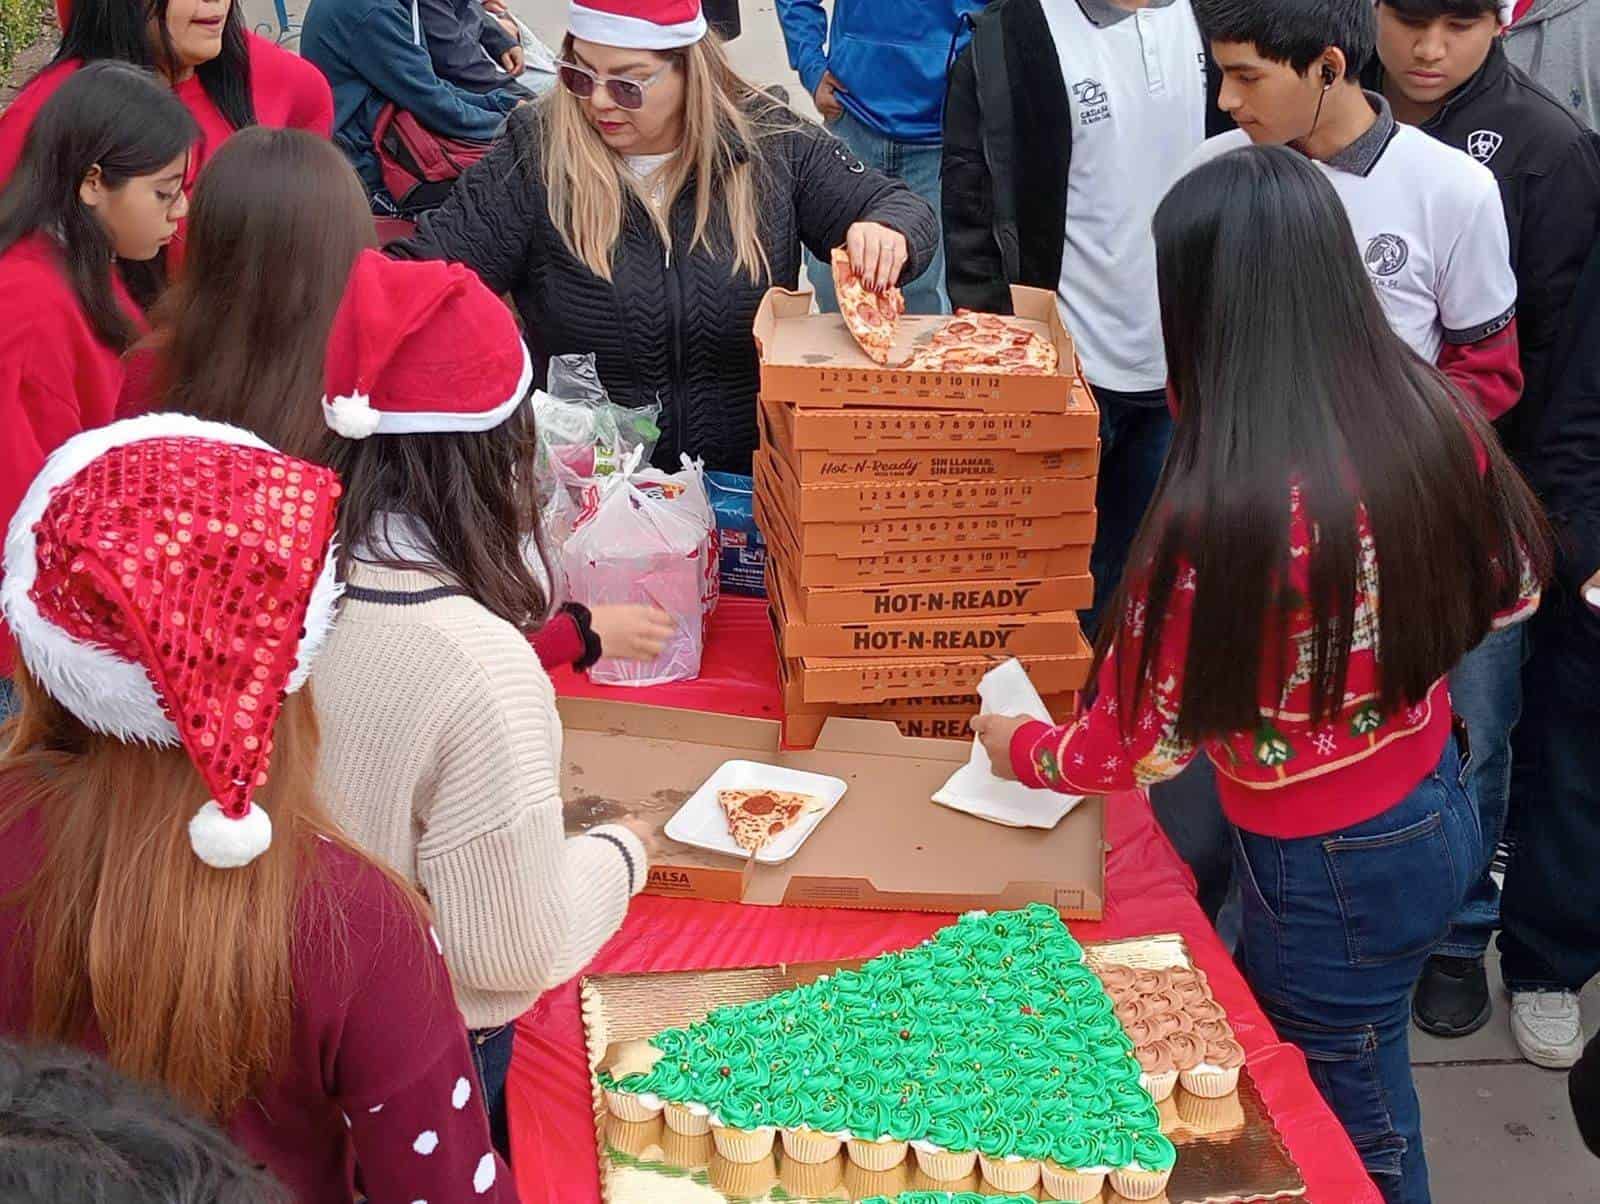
[[394, 102, 939, 473]]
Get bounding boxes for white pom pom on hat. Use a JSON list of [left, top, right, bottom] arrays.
[[189, 800, 274, 870]]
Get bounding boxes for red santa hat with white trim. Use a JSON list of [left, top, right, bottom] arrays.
[[321, 250, 534, 440], [568, 0, 706, 49], [0, 413, 343, 869]]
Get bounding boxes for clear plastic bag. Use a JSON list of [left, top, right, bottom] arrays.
[[561, 453, 716, 687]]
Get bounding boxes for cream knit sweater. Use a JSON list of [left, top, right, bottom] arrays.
[[311, 560, 646, 1029]]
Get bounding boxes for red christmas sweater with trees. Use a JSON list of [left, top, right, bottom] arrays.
[[1011, 487, 1540, 838]]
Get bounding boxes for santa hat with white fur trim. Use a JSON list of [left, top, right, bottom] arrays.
[[321, 251, 533, 440], [569, 0, 706, 49], [0, 414, 343, 869]]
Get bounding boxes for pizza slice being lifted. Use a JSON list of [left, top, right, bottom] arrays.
[[831, 246, 904, 365], [717, 788, 816, 855]]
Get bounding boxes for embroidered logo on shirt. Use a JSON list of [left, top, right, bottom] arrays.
[[1467, 129, 1504, 164], [1072, 79, 1112, 127], [1363, 233, 1410, 279]]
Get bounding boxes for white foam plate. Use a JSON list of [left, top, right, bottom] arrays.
[[663, 760, 848, 865]]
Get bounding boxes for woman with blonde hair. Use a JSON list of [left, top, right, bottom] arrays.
[[0, 415, 515, 1202], [396, 0, 939, 473]]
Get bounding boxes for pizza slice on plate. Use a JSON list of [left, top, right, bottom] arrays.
[[717, 788, 815, 855], [831, 246, 904, 365]]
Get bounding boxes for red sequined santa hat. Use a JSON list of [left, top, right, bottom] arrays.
[[0, 414, 342, 870], [321, 251, 533, 440], [568, 0, 706, 49]]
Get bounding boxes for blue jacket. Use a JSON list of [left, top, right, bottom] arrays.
[[303, 0, 514, 197], [775, 0, 985, 144]]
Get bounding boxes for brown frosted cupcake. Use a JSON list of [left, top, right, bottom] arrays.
[[781, 1126, 843, 1164], [911, 1140, 978, 1181], [710, 1123, 777, 1164], [1180, 1038, 1246, 1098], [662, 1100, 712, 1136], [1110, 1164, 1175, 1200], [778, 1154, 844, 1197], [1163, 1031, 1206, 1074], [1094, 963, 1138, 992], [1041, 1161, 1108, 1202], [978, 1153, 1042, 1192], [709, 1151, 778, 1198], [1136, 1041, 1179, 1104], [846, 1135, 909, 1171], [660, 1127, 714, 1169]]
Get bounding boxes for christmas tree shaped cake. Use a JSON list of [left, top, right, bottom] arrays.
[[600, 905, 1178, 1201]]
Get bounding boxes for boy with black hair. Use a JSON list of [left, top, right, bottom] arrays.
[[1188, 0, 1523, 422], [1372, 0, 1600, 1058]]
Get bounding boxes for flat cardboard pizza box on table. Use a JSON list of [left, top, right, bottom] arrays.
[[560, 695, 1106, 917], [759, 381, 1100, 458], [760, 400, 1099, 483], [774, 568, 1095, 625], [755, 452, 1098, 555], [753, 285, 1077, 412], [768, 561, 1084, 660]]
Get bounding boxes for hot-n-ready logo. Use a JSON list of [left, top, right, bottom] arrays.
[[1073, 79, 1112, 127]]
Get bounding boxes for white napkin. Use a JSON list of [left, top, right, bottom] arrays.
[[1586, 585, 1600, 611], [931, 659, 1085, 829]]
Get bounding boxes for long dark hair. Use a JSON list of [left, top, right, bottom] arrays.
[[54, 0, 256, 131], [0, 62, 197, 351], [1113, 145, 1550, 740], [321, 406, 554, 631], [148, 128, 376, 455]]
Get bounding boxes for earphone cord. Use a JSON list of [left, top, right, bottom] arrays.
[[1294, 81, 1333, 157]]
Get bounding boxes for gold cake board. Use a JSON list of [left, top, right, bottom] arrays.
[[582, 934, 1308, 1204]]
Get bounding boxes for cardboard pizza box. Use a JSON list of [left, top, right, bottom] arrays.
[[755, 452, 1097, 555], [755, 484, 1094, 586], [753, 285, 1077, 412], [771, 565, 1095, 625], [769, 562, 1084, 660], [785, 629, 1095, 703], [760, 382, 1100, 457], [760, 399, 1100, 483], [559, 695, 1106, 917]]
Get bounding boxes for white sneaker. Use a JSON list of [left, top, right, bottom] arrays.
[[1510, 991, 1586, 1069]]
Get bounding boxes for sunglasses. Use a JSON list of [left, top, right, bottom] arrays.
[[556, 59, 673, 111]]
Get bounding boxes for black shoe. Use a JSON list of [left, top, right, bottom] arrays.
[[1413, 955, 1492, 1037]]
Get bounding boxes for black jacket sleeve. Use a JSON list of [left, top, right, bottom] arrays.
[[786, 119, 939, 289], [415, 0, 509, 95], [477, 1, 516, 59], [1509, 136, 1600, 443], [941, 45, 1010, 315], [1529, 237, 1600, 594], [391, 111, 537, 295]]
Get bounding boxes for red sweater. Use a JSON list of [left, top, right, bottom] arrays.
[[0, 36, 333, 229], [0, 234, 146, 678], [1011, 487, 1540, 839], [0, 803, 518, 1204]]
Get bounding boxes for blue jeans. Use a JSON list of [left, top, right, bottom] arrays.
[[0, 677, 15, 723], [1232, 737, 1478, 1204], [1438, 622, 1526, 958], [1081, 391, 1173, 639], [471, 1023, 516, 1159], [805, 107, 947, 315], [1500, 594, 1600, 993]]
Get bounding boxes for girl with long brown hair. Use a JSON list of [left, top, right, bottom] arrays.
[[0, 414, 514, 1201], [394, 0, 940, 474]]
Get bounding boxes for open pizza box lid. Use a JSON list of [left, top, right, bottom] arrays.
[[560, 696, 1106, 918], [753, 284, 1078, 412]]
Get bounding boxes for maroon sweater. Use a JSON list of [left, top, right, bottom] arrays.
[[0, 804, 519, 1204]]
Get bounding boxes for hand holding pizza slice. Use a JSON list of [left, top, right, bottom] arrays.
[[831, 246, 905, 365]]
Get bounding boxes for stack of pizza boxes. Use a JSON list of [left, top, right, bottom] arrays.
[[751, 285, 1101, 748]]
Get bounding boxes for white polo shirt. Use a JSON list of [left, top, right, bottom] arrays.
[[1041, 0, 1208, 394], [1187, 94, 1517, 364]]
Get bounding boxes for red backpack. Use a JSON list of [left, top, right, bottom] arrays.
[[372, 0, 494, 214]]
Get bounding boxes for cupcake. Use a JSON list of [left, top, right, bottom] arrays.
[[978, 1152, 1042, 1192], [1040, 1161, 1107, 1201], [709, 1151, 778, 1198], [603, 1088, 664, 1123], [1135, 1042, 1178, 1104], [778, 1154, 844, 1198], [1179, 1038, 1245, 1099], [1110, 1164, 1175, 1200], [662, 1100, 712, 1136], [710, 1122, 777, 1164], [910, 1139, 978, 1181], [780, 1126, 843, 1164], [846, 1135, 909, 1171], [660, 1127, 714, 1169]]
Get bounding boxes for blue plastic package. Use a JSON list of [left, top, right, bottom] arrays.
[[705, 471, 766, 597]]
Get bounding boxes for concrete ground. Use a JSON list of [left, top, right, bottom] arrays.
[[241, 0, 1600, 1196]]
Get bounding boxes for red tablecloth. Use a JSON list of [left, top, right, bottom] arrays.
[[514, 598, 1380, 1204]]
